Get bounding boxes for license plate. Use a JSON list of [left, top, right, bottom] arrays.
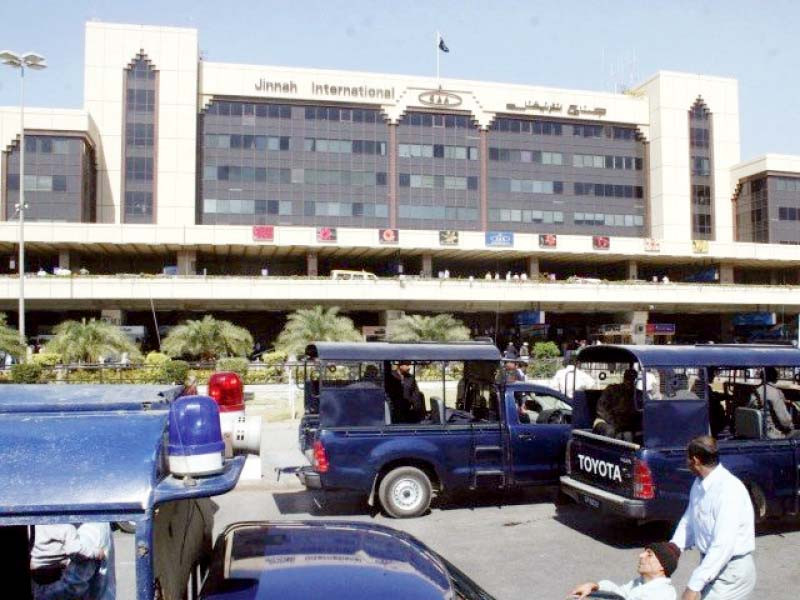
[[581, 494, 601, 509]]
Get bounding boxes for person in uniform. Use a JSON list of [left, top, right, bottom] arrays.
[[671, 436, 756, 600], [569, 541, 681, 600], [762, 367, 796, 439], [593, 368, 639, 438], [386, 360, 424, 423]]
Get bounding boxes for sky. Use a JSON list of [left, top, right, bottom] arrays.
[[0, 0, 798, 160]]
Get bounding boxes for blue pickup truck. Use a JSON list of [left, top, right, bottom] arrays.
[[297, 342, 573, 518], [560, 344, 800, 522]]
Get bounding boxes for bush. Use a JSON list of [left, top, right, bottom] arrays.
[[216, 357, 249, 377], [162, 360, 190, 385], [145, 352, 171, 366], [260, 350, 288, 364], [31, 352, 61, 367], [11, 362, 43, 384], [526, 341, 562, 379]]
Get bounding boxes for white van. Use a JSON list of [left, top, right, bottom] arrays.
[[330, 270, 378, 281]]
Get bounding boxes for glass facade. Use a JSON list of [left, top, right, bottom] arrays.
[[736, 175, 800, 244], [123, 55, 157, 223], [4, 134, 96, 222], [734, 177, 769, 242], [689, 99, 714, 240], [487, 117, 646, 235], [396, 111, 480, 229], [199, 100, 389, 226]]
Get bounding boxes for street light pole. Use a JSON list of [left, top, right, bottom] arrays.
[[1, 51, 47, 350]]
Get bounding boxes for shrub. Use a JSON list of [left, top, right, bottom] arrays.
[[526, 341, 562, 379], [31, 352, 61, 367], [162, 360, 190, 385], [11, 362, 43, 384], [216, 357, 249, 377], [145, 352, 171, 366]]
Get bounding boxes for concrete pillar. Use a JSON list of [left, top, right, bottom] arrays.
[[177, 249, 197, 276], [626, 260, 638, 280], [527, 256, 540, 280], [101, 309, 124, 326], [719, 263, 734, 284], [58, 249, 70, 270], [626, 310, 649, 345], [307, 252, 318, 277], [380, 310, 405, 339], [422, 254, 433, 278], [770, 270, 779, 285], [720, 314, 735, 343]]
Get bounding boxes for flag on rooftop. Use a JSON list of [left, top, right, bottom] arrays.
[[438, 34, 449, 53]]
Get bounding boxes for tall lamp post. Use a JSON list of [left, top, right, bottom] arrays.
[[0, 50, 47, 348]]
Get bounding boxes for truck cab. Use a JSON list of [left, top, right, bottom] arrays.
[[560, 344, 800, 522], [296, 342, 573, 518]]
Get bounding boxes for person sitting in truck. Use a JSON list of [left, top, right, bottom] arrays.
[[763, 366, 797, 439], [569, 541, 680, 600], [386, 360, 425, 423], [503, 356, 526, 383], [593, 368, 640, 439]]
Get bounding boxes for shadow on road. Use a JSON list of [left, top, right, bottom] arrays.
[[553, 503, 673, 549], [756, 517, 800, 538], [272, 489, 379, 517]]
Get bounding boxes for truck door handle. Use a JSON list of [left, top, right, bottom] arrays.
[[518, 433, 534, 441]]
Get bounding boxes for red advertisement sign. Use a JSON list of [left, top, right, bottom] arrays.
[[252, 226, 274, 242], [593, 235, 610, 250], [316, 227, 337, 242], [379, 228, 399, 244], [539, 234, 557, 248]]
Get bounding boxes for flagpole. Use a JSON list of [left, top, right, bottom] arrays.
[[436, 30, 440, 84]]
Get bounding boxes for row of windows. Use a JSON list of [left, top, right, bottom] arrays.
[[690, 127, 710, 148], [205, 134, 289, 151], [493, 118, 562, 135], [691, 157, 711, 176], [6, 174, 67, 192], [126, 123, 154, 147], [489, 148, 563, 165], [572, 154, 643, 170], [489, 178, 563, 194], [305, 138, 387, 155], [399, 144, 478, 160], [206, 102, 292, 119], [778, 207, 800, 221], [489, 209, 564, 224], [125, 157, 154, 181], [124, 191, 153, 216], [126, 89, 155, 113], [306, 201, 388, 218], [403, 112, 471, 128], [203, 198, 293, 216], [574, 182, 644, 198], [398, 174, 478, 190], [692, 185, 712, 206], [23, 137, 72, 155], [574, 212, 644, 227], [203, 166, 387, 186], [398, 205, 478, 221], [775, 178, 800, 192], [305, 107, 381, 123]]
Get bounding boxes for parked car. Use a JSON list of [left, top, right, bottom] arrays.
[[199, 520, 497, 599], [297, 342, 573, 518], [560, 344, 800, 522]]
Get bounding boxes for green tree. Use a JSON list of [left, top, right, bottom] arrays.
[[161, 315, 253, 361], [388, 313, 470, 343], [527, 341, 562, 379], [44, 318, 142, 364], [275, 306, 360, 356], [0, 313, 24, 360]]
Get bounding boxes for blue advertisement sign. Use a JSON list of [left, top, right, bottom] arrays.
[[732, 312, 776, 327], [485, 231, 514, 247], [515, 310, 545, 326]]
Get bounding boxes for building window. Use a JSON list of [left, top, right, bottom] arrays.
[[689, 98, 714, 240], [493, 118, 562, 135], [692, 185, 711, 206], [123, 54, 157, 223]]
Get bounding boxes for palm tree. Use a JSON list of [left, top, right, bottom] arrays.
[[275, 306, 361, 356], [161, 315, 253, 361], [44, 318, 142, 364], [0, 313, 24, 360], [388, 313, 471, 343]]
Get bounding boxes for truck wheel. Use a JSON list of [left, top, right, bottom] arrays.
[[378, 466, 432, 518]]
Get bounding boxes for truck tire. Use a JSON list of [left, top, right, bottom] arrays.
[[378, 466, 432, 518]]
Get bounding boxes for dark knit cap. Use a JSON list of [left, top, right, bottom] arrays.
[[646, 542, 681, 577]]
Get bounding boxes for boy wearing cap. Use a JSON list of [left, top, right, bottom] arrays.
[[569, 542, 680, 600]]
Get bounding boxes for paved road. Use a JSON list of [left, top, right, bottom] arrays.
[[116, 421, 800, 599]]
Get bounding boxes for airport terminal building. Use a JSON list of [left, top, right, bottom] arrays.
[[1, 21, 799, 347]]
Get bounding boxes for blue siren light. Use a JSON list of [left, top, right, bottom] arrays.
[[168, 395, 225, 477]]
